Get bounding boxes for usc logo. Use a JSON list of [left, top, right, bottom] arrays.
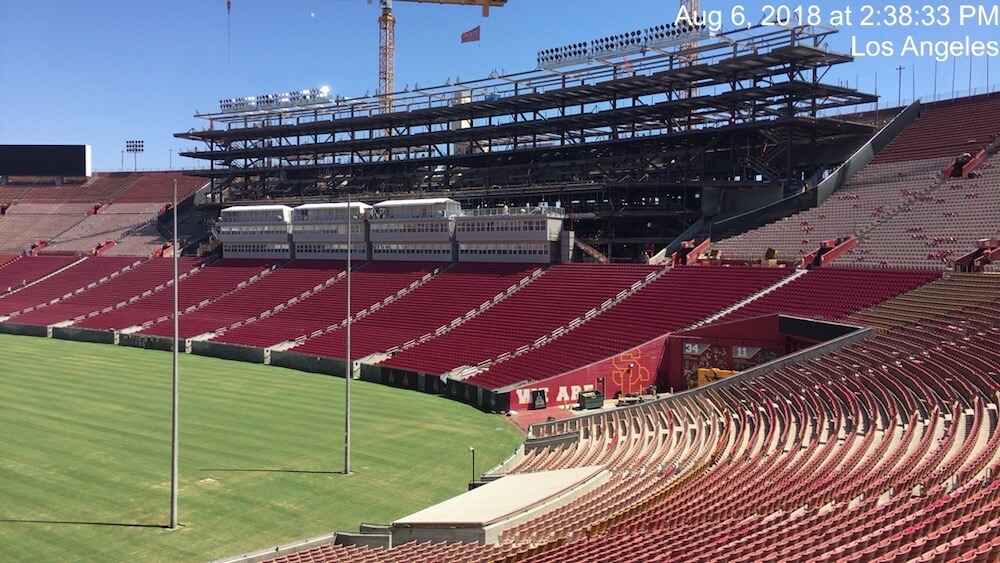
[[611, 351, 651, 393]]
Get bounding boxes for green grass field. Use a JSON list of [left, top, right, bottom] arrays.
[[0, 333, 524, 562]]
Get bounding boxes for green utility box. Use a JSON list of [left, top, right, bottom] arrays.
[[578, 390, 605, 410]]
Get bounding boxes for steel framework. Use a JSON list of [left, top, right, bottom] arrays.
[[177, 24, 876, 260]]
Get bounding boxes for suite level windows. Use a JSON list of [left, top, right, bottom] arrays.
[[370, 222, 448, 234], [459, 243, 547, 256], [457, 220, 546, 233], [293, 224, 363, 235], [296, 243, 365, 253], [223, 243, 289, 254], [220, 225, 289, 235], [371, 209, 450, 220], [373, 244, 451, 255]]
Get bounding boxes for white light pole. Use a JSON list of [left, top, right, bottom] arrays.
[[345, 190, 352, 475], [896, 65, 904, 107], [953, 58, 957, 98], [934, 60, 938, 101], [969, 55, 974, 98], [170, 179, 179, 529]]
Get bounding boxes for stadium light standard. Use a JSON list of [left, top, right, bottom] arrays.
[[469, 446, 476, 483], [170, 179, 180, 529], [126, 140, 144, 172]]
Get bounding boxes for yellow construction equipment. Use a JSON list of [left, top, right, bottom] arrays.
[[697, 368, 738, 387]]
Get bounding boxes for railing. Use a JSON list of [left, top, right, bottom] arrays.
[[388, 266, 546, 355], [655, 218, 704, 263], [482, 266, 669, 373], [282, 265, 447, 345], [212, 268, 348, 337], [817, 82, 1000, 119], [92, 166, 214, 174], [709, 101, 922, 242]]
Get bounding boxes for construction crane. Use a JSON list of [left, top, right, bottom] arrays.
[[226, 1, 505, 112], [371, 0, 507, 112], [680, 0, 700, 99], [679, 0, 700, 54]]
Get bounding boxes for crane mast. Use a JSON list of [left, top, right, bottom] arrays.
[[680, 0, 701, 99], [375, 0, 506, 114], [378, 0, 396, 113]]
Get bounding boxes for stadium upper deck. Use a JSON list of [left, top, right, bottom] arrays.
[[176, 24, 875, 260]]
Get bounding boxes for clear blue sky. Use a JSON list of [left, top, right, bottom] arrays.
[[1, 1, 997, 172]]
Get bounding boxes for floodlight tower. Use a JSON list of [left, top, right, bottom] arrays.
[[126, 140, 144, 172]]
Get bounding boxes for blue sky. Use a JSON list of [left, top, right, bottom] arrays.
[[1, 1, 997, 171]]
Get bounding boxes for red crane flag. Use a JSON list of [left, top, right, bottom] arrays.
[[461, 26, 481, 43]]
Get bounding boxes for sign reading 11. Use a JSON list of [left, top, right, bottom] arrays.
[[732, 346, 761, 360]]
